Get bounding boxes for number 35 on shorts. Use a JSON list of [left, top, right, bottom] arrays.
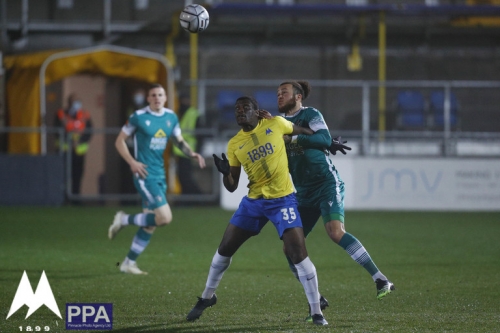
[[281, 207, 297, 222]]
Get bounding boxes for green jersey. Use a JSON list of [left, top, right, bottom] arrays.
[[122, 106, 180, 179], [283, 106, 337, 190]]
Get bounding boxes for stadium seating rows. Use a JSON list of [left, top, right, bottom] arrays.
[[396, 90, 459, 130]]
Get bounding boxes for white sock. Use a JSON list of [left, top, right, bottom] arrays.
[[295, 257, 321, 315], [123, 257, 135, 265], [121, 214, 129, 226], [201, 251, 231, 299], [372, 271, 387, 281]]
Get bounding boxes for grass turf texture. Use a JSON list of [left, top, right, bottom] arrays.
[[1, 206, 499, 333]]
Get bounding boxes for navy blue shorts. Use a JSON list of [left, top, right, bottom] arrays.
[[230, 193, 303, 238]]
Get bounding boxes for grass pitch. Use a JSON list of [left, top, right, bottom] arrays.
[[1, 206, 499, 332]]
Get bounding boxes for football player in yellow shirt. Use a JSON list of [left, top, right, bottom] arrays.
[[186, 96, 328, 326]]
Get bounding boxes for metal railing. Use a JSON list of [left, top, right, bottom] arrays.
[[194, 79, 500, 156], [3, 77, 500, 202]]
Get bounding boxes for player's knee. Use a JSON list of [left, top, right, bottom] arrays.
[[288, 252, 307, 264], [217, 243, 235, 257], [285, 244, 307, 264], [155, 215, 172, 226], [327, 227, 344, 243]]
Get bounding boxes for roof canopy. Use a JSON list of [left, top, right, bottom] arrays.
[[4, 45, 171, 154]]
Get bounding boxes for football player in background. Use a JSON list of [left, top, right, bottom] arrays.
[[108, 84, 206, 274]]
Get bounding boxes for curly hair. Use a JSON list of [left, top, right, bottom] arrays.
[[279, 80, 311, 100]]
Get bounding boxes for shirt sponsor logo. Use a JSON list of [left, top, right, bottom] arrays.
[[150, 129, 167, 150], [154, 129, 166, 138]]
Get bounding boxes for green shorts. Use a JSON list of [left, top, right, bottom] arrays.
[[296, 180, 345, 237], [133, 176, 168, 210]]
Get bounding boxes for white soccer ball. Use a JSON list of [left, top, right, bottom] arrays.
[[179, 4, 210, 33]]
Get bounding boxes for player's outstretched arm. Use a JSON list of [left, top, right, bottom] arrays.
[[213, 153, 240, 192], [329, 136, 352, 155], [293, 128, 332, 149], [283, 124, 316, 144], [291, 124, 314, 136]]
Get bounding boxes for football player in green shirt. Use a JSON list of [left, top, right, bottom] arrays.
[[108, 84, 206, 275], [275, 80, 395, 319]]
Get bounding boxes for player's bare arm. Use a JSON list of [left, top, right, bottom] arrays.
[[115, 130, 148, 178], [173, 134, 206, 168]]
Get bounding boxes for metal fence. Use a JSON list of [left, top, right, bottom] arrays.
[[194, 79, 500, 156], [1, 79, 500, 203]]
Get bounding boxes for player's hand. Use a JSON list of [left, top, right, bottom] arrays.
[[329, 136, 352, 155], [258, 109, 273, 119], [130, 160, 148, 178], [213, 153, 230, 176], [191, 152, 206, 169], [283, 135, 292, 144]]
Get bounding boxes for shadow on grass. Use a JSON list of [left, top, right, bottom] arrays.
[[0, 269, 117, 282], [110, 321, 297, 333]]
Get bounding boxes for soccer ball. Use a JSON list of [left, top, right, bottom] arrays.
[[179, 4, 210, 33]]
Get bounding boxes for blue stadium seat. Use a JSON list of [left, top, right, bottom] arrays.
[[254, 90, 278, 115], [217, 90, 243, 123], [396, 90, 427, 129], [429, 91, 459, 128]]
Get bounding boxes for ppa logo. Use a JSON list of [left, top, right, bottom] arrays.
[[6, 271, 61, 319], [66, 304, 113, 330]]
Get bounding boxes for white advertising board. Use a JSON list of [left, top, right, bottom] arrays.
[[220, 157, 500, 211]]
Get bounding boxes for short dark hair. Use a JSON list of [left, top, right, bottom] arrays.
[[279, 80, 311, 100], [148, 83, 164, 93], [235, 96, 259, 110]]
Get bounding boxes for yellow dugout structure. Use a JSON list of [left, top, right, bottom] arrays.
[[4, 45, 173, 154]]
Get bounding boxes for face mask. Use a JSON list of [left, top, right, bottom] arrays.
[[134, 94, 145, 106], [69, 101, 82, 116]]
